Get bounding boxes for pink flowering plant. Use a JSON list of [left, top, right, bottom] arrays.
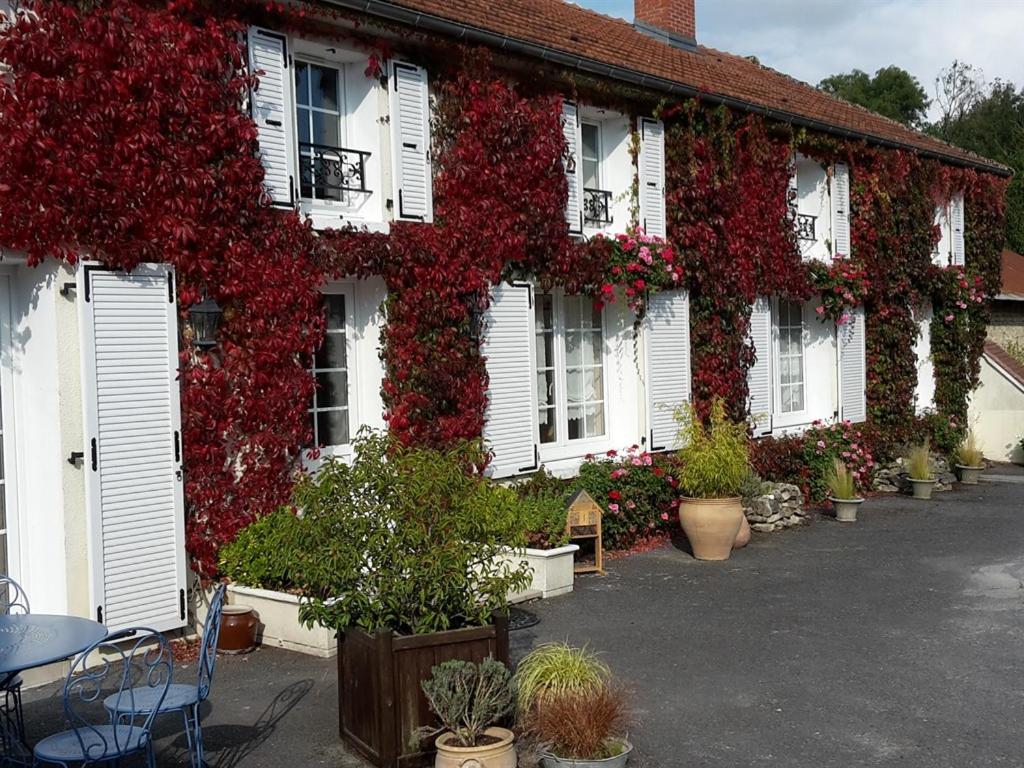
[[808, 257, 870, 325], [801, 420, 876, 502], [935, 266, 985, 326], [593, 228, 685, 315], [576, 444, 678, 548]]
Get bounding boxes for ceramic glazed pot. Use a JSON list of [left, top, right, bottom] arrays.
[[909, 478, 936, 500], [435, 727, 515, 768], [541, 741, 633, 768], [733, 516, 751, 548], [217, 604, 259, 654], [829, 497, 864, 523], [678, 497, 744, 561], [956, 464, 983, 485]]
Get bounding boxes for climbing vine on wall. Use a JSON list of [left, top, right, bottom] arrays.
[[0, 0, 1008, 576]]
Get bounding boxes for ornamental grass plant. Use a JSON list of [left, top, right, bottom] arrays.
[[525, 684, 630, 761], [825, 458, 859, 501], [513, 643, 611, 715], [906, 438, 934, 481], [674, 399, 750, 499], [955, 430, 984, 468]]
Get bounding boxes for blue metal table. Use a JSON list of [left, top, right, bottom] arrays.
[[0, 614, 107, 761]]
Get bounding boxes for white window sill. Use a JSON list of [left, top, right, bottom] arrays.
[[300, 204, 389, 234], [539, 436, 614, 465]]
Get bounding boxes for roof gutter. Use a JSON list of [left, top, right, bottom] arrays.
[[321, 0, 1011, 176]]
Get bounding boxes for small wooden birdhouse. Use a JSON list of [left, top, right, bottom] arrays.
[[565, 489, 604, 574]]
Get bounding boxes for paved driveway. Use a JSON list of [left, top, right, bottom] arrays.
[[22, 471, 1024, 767]]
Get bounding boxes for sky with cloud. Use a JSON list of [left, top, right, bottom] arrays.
[[577, 0, 1024, 121]]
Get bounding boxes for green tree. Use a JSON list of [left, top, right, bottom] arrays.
[[819, 66, 931, 128], [929, 62, 1024, 253]]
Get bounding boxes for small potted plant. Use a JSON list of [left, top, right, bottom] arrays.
[[954, 430, 985, 485], [826, 458, 863, 522], [673, 399, 751, 560], [515, 644, 631, 768], [415, 658, 517, 768], [906, 439, 936, 500]]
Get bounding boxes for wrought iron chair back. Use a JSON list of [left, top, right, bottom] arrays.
[[63, 627, 172, 762], [197, 583, 227, 701], [0, 575, 29, 615]]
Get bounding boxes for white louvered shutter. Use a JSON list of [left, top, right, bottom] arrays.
[[646, 290, 691, 451], [951, 193, 966, 266], [79, 264, 187, 634], [838, 306, 868, 424], [562, 102, 583, 235], [747, 298, 773, 436], [482, 283, 538, 478], [248, 28, 295, 207], [638, 118, 666, 238], [831, 163, 851, 258], [390, 61, 433, 222]]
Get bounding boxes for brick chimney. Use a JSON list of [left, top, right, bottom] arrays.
[[634, 0, 696, 51]]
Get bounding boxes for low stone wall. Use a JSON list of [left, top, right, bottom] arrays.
[[872, 455, 956, 494], [743, 483, 807, 532]]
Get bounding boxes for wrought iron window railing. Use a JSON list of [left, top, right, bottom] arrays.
[[298, 142, 372, 197], [583, 188, 613, 226], [796, 213, 817, 242]]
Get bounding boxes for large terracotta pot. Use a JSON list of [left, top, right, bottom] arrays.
[[435, 727, 516, 768], [733, 516, 751, 548], [678, 497, 744, 561]]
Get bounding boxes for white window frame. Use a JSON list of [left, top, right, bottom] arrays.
[[294, 54, 349, 205], [933, 202, 953, 266], [771, 297, 809, 429], [534, 290, 611, 463], [580, 120, 602, 192], [310, 282, 356, 459], [0, 272, 20, 583]]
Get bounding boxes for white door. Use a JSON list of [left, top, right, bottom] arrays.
[[79, 264, 187, 632]]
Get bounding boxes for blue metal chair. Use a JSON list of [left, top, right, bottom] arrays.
[[34, 627, 172, 768], [105, 584, 227, 768], [0, 575, 30, 752]]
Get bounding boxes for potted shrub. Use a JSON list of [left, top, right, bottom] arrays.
[[673, 400, 751, 560], [954, 430, 985, 485], [502, 474, 579, 600], [906, 439, 936, 500], [515, 645, 631, 768], [826, 458, 863, 522], [287, 430, 532, 768], [414, 658, 517, 768]]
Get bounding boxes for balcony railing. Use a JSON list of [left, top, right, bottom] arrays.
[[583, 188, 613, 226], [796, 213, 817, 242], [298, 142, 372, 198]]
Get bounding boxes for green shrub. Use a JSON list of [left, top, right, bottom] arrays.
[[955, 430, 984, 468], [674, 399, 750, 499], [416, 658, 515, 748], [289, 429, 531, 635], [219, 508, 303, 591], [825, 459, 858, 500], [801, 421, 876, 502], [513, 468, 570, 548], [513, 643, 611, 715], [906, 438, 933, 480], [576, 446, 677, 549]]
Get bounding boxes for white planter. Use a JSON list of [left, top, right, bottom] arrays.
[[227, 584, 336, 658], [501, 545, 579, 601]]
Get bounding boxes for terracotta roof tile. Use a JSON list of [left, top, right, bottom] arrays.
[[985, 340, 1024, 388], [999, 249, 1024, 300], [371, 0, 1009, 174]]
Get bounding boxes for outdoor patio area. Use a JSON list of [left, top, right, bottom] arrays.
[[22, 470, 1024, 768]]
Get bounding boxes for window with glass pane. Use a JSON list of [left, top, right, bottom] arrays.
[[311, 294, 350, 447], [581, 123, 600, 190], [777, 300, 805, 414], [295, 60, 344, 202], [534, 292, 606, 445], [535, 294, 558, 444], [564, 296, 606, 439]]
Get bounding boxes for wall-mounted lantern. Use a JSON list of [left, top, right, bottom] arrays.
[[187, 298, 222, 348]]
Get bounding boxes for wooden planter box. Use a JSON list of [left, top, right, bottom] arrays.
[[337, 615, 509, 768]]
